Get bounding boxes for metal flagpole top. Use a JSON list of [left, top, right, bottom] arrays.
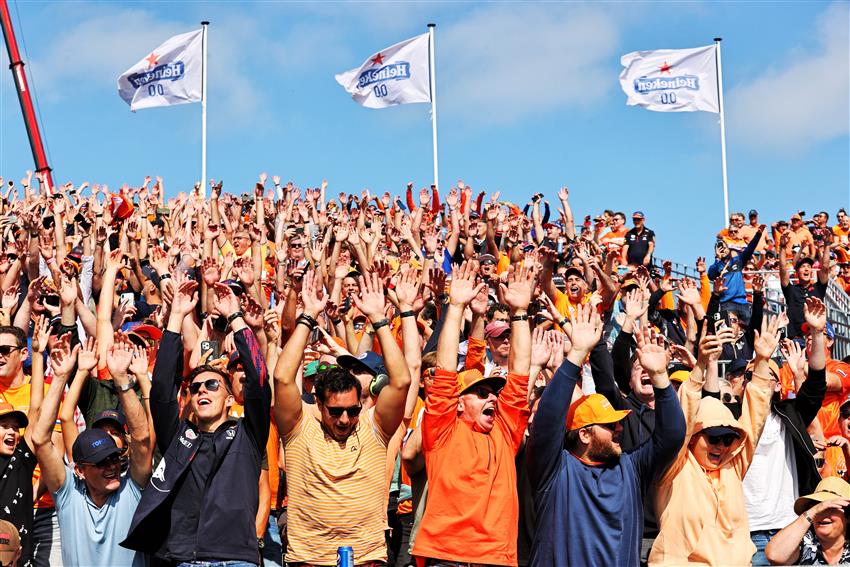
[[428, 23, 436, 28], [713, 37, 722, 42], [202, 20, 210, 25]]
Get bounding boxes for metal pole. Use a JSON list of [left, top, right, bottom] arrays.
[[428, 23, 439, 192], [200, 21, 209, 199], [714, 37, 729, 225], [0, 0, 53, 189]]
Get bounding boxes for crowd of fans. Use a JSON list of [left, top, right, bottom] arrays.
[[0, 169, 845, 566]]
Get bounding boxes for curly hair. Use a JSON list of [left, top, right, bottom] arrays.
[[314, 366, 361, 404]]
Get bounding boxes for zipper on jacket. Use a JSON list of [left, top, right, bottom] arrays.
[[772, 404, 817, 465]]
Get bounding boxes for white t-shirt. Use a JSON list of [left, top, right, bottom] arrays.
[[743, 411, 799, 530]]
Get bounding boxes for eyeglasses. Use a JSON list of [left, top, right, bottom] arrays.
[[0, 345, 22, 357], [82, 454, 121, 469], [325, 405, 362, 418], [706, 433, 738, 447], [594, 422, 618, 433], [469, 385, 501, 399], [189, 379, 223, 395]]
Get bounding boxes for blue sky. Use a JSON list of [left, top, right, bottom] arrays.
[[1, 1, 848, 264]]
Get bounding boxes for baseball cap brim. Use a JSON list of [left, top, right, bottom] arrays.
[[0, 407, 27, 428], [459, 375, 506, 396]]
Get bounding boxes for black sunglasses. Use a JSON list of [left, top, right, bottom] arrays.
[[0, 345, 22, 356], [470, 385, 501, 399], [325, 405, 362, 418], [83, 454, 122, 469], [706, 434, 738, 447], [594, 422, 618, 433], [189, 379, 223, 395]]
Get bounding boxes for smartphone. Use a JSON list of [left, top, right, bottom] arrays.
[[339, 296, 352, 314], [200, 340, 220, 360], [156, 207, 170, 216], [120, 292, 135, 308], [310, 327, 321, 344], [44, 295, 60, 307]]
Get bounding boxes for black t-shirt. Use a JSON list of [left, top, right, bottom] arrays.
[[0, 439, 37, 566], [782, 280, 827, 338], [624, 227, 656, 265], [160, 431, 215, 561]]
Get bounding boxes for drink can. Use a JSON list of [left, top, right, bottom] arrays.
[[336, 546, 354, 567]]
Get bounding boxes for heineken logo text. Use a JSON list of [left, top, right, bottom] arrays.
[[633, 75, 699, 93], [358, 62, 411, 88], [128, 62, 186, 89]]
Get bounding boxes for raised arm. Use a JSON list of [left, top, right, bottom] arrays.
[[32, 335, 79, 494], [353, 271, 411, 440], [105, 342, 152, 488], [274, 270, 326, 437]]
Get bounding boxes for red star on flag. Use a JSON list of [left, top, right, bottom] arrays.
[[659, 61, 673, 74], [370, 53, 384, 66], [145, 53, 159, 68]]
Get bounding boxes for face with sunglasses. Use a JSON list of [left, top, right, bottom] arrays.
[[75, 453, 123, 494], [0, 336, 25, 379], [690, 428, 741, 470], [458, 380, 503, 434], [318, 388, 362, 442], [188, 373, 234, 426]]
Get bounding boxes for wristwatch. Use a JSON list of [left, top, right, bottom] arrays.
[[116, 378, 136, 393]]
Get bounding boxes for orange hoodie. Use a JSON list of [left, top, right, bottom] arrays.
[[412, 368, 529, 566]]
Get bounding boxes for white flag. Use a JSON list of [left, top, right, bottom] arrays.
[[117, 29, 203, 111], [620, 45, 719, 113], [335, 33, 431, 109]]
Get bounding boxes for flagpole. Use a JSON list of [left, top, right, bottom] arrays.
[[428, 23, 439, 192], [714, 37, 729, 225], [201, 21, 209, 199]]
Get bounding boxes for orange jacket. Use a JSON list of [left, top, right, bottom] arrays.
[[412, 369, 529, 566]]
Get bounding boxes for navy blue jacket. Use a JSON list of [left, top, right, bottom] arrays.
[[526, 359, 685, 567], [120, 328, 271, 564], [707, 228, 763, 305]]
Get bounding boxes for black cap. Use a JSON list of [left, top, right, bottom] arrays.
[[748, 209, 758, 218], [795, 257, 815, 270], [92, 409, 127, 433], [72, 429, 120, 465]]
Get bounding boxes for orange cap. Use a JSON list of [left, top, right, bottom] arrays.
[[567, 394, 631, 431], [457, 369, 505, 395]]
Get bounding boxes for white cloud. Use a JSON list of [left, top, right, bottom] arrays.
[[24, 5, 274, 126], [438, 4, 621, 124], [726, 1, 849, 153]]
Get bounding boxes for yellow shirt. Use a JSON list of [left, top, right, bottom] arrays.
[[284, 405, 389, 565]]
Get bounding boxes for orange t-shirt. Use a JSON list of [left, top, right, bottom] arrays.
[[600, 228, 628, 255], [783, 359, 850, 439]]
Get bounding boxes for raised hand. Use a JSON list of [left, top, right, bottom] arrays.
[[393, 269, 420, 310], [623, 288, 647, 320], [499, 263, 538, 313], [1, 285, 19, 311], [211, 283, 241, 319], [240, 294, 265, 329], [669, 343, 697, 368], [353, 271, 388, 321], [558, 187, 569, 201], [106, 342, 134, 380], [59, 274, 78, 307], [804, 296, 827, 333], [531, 326, 552, 368], [565, 302, 603, 360], [753, 315, 782, 361], [781, 338, 807, 377], [232, 256, 255, 287], [634, 325, 669, 377], [201, 257, 222, 286], [470, 283, 489, 317], [300, 269, 328, 318], [448, 261, 485, 307], [31, 315, 50, 354], [77, 337, 99, 373], [676, 278, 701, 306], [751, 273, 765, 294], [171, 279, 199, 316], [49, 334, 79, 378]]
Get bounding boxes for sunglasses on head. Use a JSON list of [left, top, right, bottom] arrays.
[[0, 345, 22, 356], [317, 362, 338, 373], [325, 405, 362, 418], [189, 378, 223, 395], [706, 433, 738, 447]]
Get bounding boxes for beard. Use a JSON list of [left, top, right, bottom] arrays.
[[587, 435, 622, 465]]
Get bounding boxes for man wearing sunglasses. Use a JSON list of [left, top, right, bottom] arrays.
[[526, 307, 685, 567], [412, 261, 534, 567], [274, 270, 411, 567], [32, 335, 151, 567], [121, 279, 272, 566]]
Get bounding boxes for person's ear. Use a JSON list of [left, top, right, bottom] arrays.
[[457, 397, 465, 413], [578, 427, 592, 445], [73, 463, 85, 481]]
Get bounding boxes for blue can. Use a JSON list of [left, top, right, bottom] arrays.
[[337, 546, 354, 567]]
